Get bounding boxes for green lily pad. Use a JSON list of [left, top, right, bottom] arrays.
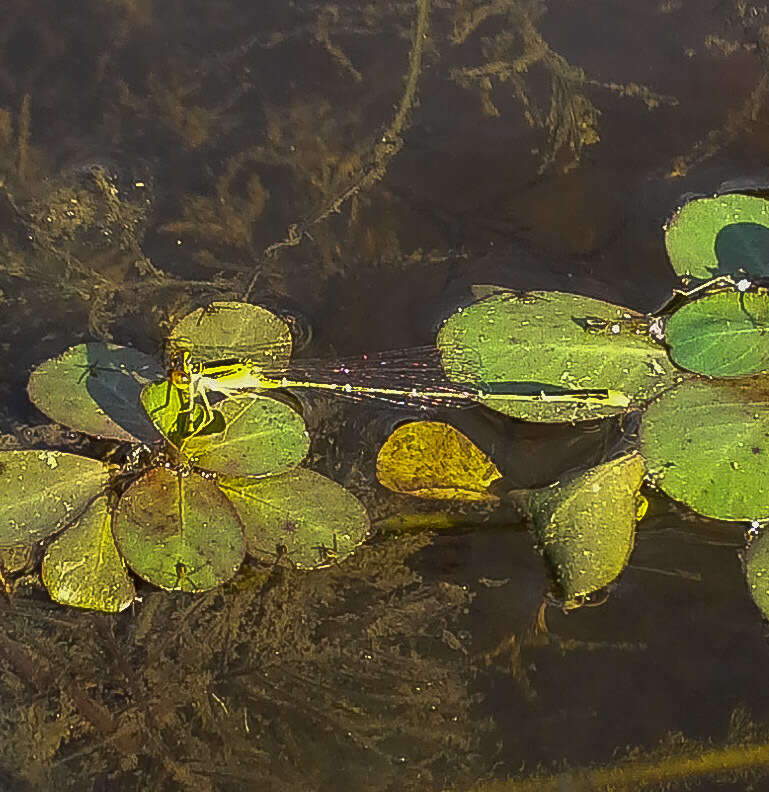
[[180, 394, 309, 476], [665, 193, 769, 280], [745, 530, 769, 620], [640, 377, 769, 520], [665, 291, 769, 376], [521, 453, 645, 603], [42, 495, 135, 612], [218, 468, 370, 568], [113, 466, 245, 592], [0, 450, 110, 545], [166, 301, 292, 367], [437, 290, 681, 422], [140, 379, 216, 448], [27, 342, 164, 442]]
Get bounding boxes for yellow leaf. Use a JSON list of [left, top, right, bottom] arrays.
[[376, 421, 502, 501]]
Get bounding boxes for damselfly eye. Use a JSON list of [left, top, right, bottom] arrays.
[[170, 371, 190, 386]]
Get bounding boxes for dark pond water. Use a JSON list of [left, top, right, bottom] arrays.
[[0, 1, 769, 790]]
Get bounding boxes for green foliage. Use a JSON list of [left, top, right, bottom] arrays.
[[0, 450, 110, 545], [745, 529, 769, 621], [665, 290, 769, 376], [179, 394, 310, 477], [520, 453, 645, 604], [640, 377, 769, 521], [665, 193, 769, 280], [219, 468, 370, 568], [27, 342, 164, 443], [9, 302, 367, 609], [113, 467, 246, 593], [41, 496, 135, 611], [437, 289, 680, 423], [165, 301, 292, 365]]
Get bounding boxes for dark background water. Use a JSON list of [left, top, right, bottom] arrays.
[[0, 1, 768, 790]]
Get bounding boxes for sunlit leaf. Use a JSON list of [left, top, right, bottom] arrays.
[[437, 290, 681, 422], [376, 420, 502, 501], [745, 529, 769, 620], [0, 450, 110, 545], [113, 467, 245, 592], [219, 468, 369, 568], [640, 377, 769, 520], [664, 193, 769, 280], [166, 301, 292, 367], [27, 343, 164, 442], [180, 394, 309, 476], [140, 379, 215, 448], [520, 453, 645, 604], [665, 291, 769, 376], [42, 495, 134, 612]]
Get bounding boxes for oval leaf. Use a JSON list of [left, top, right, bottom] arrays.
[[42, 495, 134, 612], [180, 394, 309, 476], [0, 450, 110, 545], [28, 343, 164, 442], [140, 379, 213, 448], [166, 302, 292, 367], [522, 453, 645, 603], [113, 467, 245, 592], [665, 291, 769, 376], [745, 530, 769, 620], [640, 377, 769, 520], [219, 468, 369, 568], [437, 291, 681, 422], [376, 421, 502, 501], [665, 193, 769, 280]]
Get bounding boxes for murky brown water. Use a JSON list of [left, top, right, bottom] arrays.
[[1, 1, 769, 790]]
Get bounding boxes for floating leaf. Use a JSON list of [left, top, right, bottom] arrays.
[[27, 343, 164, 442], [219, 468, 369, 568], [665, 193, 769, 280], [42, 495, 134, 612], [180, 394, 309, 476], [745, 530, 769, 620], [376, 421, 502, 501], [166, 301, 292, 367], [0, 450, 110, 545], [640, 377, 769, 520], [140, 379, 216, 448], [113, 467, 245, 592], [665, 291, 769, 376], [437, 291, 680, 422], [521, 453, 645, 603]]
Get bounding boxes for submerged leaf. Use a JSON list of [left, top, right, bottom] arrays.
[[166, 301, 292, 367], [180, 394, 309, 476], [665, 291, 769, 376], [376, 421, 502, 501], [42, 496, 134, 612], [219, 468, 369, 568], [521, 453, 645, 603], [665, 193, 769, 280], [113, 467, 245, 592], [0, 450, 110, 545], [640, 377, 769, 520], [437, 290, 680, 422], [27, 343, 164, 442]]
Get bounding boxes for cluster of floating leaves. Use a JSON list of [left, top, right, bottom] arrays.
[[377, 192, 769, 616], [1, 303, 369, 612]]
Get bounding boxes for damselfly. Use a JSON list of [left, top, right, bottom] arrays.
[[165, 342, 631, 437]]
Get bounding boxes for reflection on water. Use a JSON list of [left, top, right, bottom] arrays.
[[1, 0, 769, 789]]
